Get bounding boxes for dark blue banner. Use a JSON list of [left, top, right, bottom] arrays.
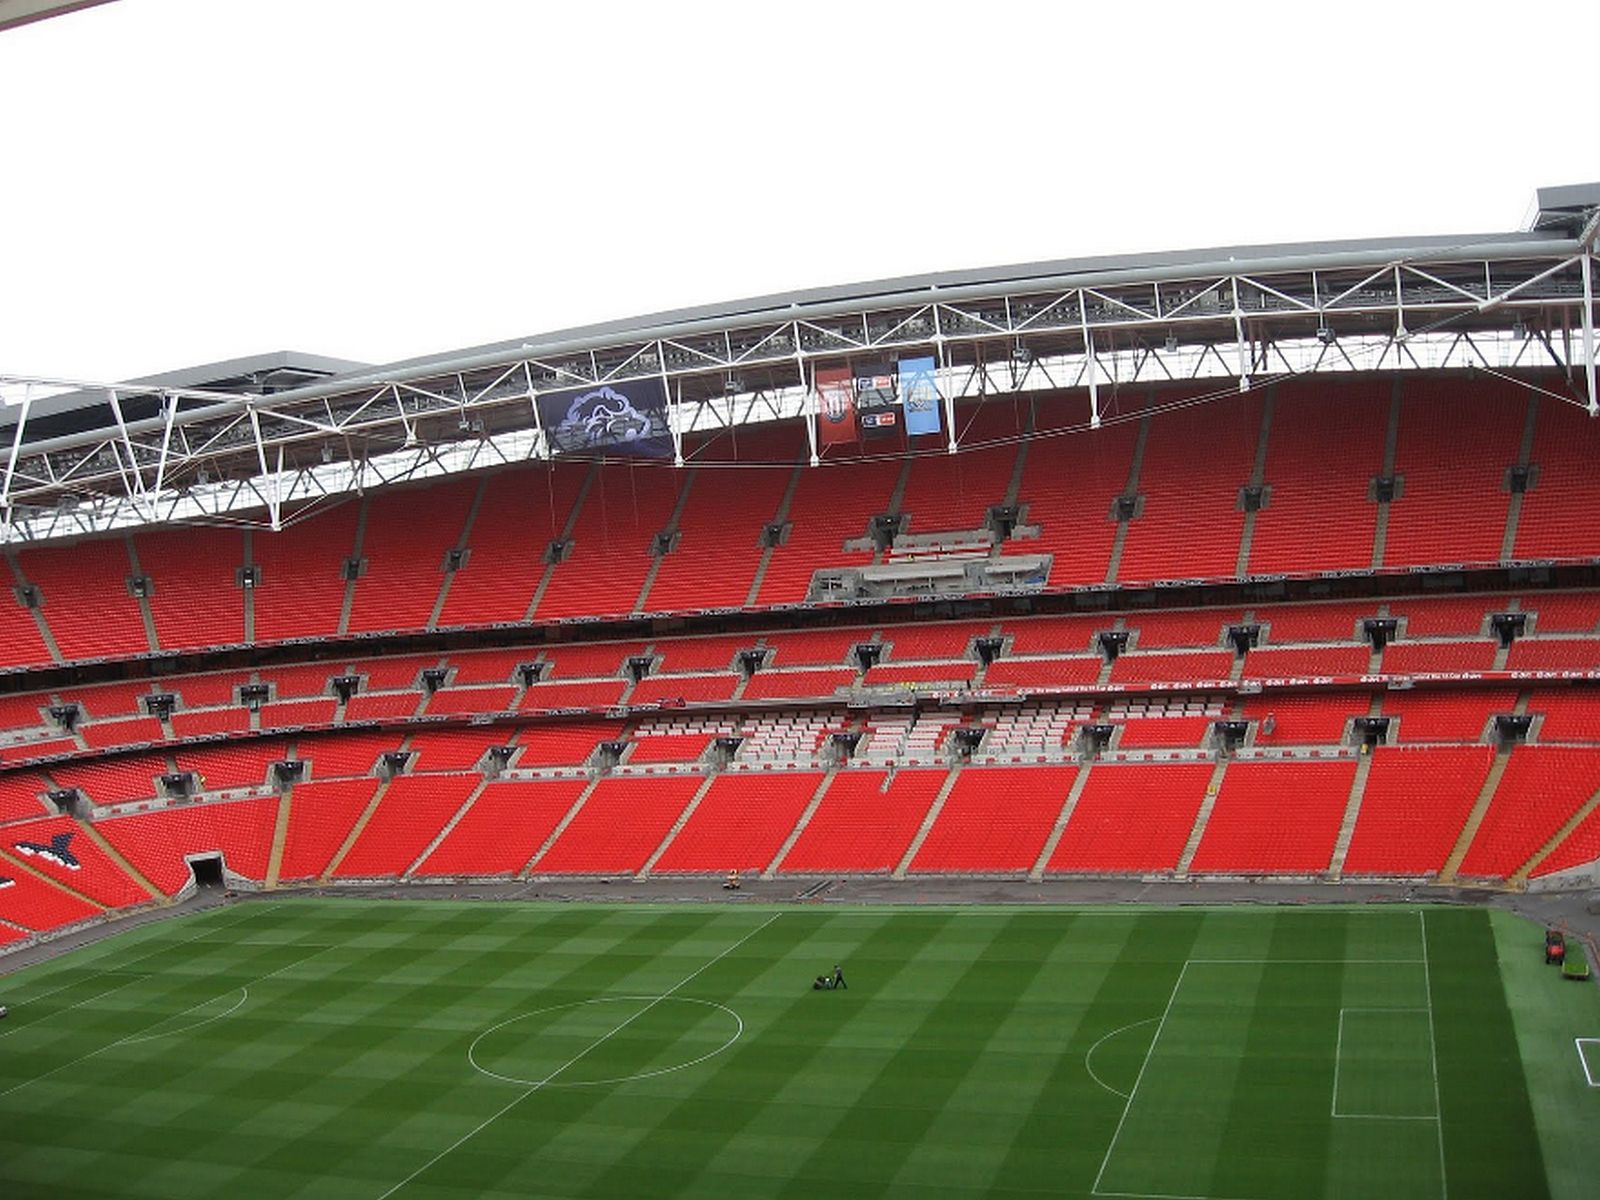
[[537, 378, 672, 457]]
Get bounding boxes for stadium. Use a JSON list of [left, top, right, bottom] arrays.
[[2, 67, 1600, 1191]]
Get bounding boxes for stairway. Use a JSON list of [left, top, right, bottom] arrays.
[[336, 495, 369, 637], [1326, 750, 1376, 878], [78, 821, 166, 902], [1030, 764, 1092, 880], [1369, 381, 1403, 569], [764, 770, 836, 878], [637, 774, 716, 878], [404, 777, 491, 876], [1233, 386, 1275, 578], [744, 464, 805, 608], [634, 469, 697, 613], [1511, 783, 1600, 887], [264, 787, 293, 888], [1175, 759, 1231, 876], [1103, 414, 1151, 585], [521, 776, 602, 874], [526, 460, 599, 620], [893, 764, 962, 878], [428, 475, 488, 628], [123, 535, 162, 653], [321, 778, 390, 879], [1437, 747, 1514, 883], [1499, 396, 1540, 563]]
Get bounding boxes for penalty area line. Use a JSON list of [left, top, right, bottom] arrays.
[[373, 911, 782, 1200]]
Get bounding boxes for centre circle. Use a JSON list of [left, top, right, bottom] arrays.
[[468, 996, 743, 1088]]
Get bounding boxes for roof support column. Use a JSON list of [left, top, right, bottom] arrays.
[[1231, 277, 1250, 391], [1079, 291, 1100, 429], [1582, 252, 1597, 416], [932, 305, 957, 453], [520, 361, 548, 458], [247, 406, 280, 530]]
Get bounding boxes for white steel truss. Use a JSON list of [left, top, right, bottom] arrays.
[[2, 245, 1595, 545]]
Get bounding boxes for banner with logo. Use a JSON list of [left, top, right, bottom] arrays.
[[898, 355, 942, 436], [536, 378, 672, 457], [815, 366, 857, 447], [854, 363, 899, 440]]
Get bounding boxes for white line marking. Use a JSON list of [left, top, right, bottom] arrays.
[[120, 988, 249, 1046], [0, 943, 331, 1100], [1092, 960, 1190, 1195], [468, 996, 743, 1089], [374, 912, 781, 1200], [1084, 1017, 1159, 1100], [0, 975, 149, 1042], [1574, 1038, 1600, 1087], [1418, 910, 1448, 1200]]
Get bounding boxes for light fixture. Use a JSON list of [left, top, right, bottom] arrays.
[[1316, 326, 1336, 345]]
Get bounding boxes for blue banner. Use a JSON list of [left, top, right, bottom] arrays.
[[899, 356, 941, 436], [536, 378, 672, 457]]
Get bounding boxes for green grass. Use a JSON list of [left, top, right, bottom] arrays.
[[0, 900, 1589, 1200]]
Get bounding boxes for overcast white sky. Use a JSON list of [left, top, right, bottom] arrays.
[[2, 0, 1596, 384]]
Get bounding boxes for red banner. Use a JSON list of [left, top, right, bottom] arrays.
[[815, 366, 857, 447]]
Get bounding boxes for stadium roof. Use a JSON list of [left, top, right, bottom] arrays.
[[0, 0, 112, 33], [2, 183, 1597, 545]]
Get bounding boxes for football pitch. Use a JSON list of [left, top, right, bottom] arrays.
[[0, 900, 1593, 1200]]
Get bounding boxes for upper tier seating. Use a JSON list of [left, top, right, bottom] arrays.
[[136, 526, 247, 650], [19, 538, 149, 661], [1513, 392, 1600, 560], [435, 467, 586, 628], [535, 464, 683, 619], [1381, 378, 1518, 567], [1117, 390, 1262, 583], [646, 428, 802, 612], [1245, 384, 1387, 575], [347, 479, 477, 634], [250, 502, 360, 643]]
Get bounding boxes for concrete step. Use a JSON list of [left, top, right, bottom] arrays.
[[123, 535, 162, 654], [634, 469, 697, 613], [1438, 747, 1514, 883], [1030, 764, 1093, 881], [336, 494, 369, 637], [526, 460, 599, 620], [637, 774, 717, 879], [321, 777, 391, 880], [521, 776, 602, 875], [1103, 414, 1151, 586], [744, 464, 805, 609], [428, 474, 488, 629], [1500, 395, 1541, 563], [1326, 750, 1376, 878], [1175, 759, 1231, 876], [78, 821, 166, 903], [764, 770, 837, 878], [1370, 380, 1403, 570], [893, 764, 962, 878], [404, 776, 492, 877], [1234, 386, 1275, 578], [264, 788, 293, 888]]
